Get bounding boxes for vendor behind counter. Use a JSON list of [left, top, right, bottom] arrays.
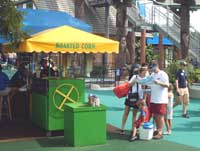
[[39, 58, 58, 78]]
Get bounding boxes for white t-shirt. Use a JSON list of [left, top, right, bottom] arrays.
[[150, 70, 169, 104], [128, 75, 144, 99]]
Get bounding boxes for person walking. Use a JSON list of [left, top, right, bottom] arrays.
[[173, 61, 190, 118]]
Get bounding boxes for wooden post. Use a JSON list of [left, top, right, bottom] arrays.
[[180, 1, 190, 61], [116, 2, 128, 68], [176, 48, 182, 60], [126, 30, 136, 64], [140, 29, 146, 64]]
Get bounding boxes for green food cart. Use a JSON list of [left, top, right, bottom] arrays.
[[64, 102, 107, 147], [31, 78, 85, 133]]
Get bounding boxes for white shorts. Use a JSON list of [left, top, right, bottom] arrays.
[[166, 107, 173, 120]]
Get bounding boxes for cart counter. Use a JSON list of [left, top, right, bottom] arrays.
[[31, 78, 85, 131]]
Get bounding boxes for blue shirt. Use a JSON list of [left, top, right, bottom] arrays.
[[0, 71, 9, 90], [140, 108, 146, 117], [115, 68, 121, 77], [176, 69, 187, 88]]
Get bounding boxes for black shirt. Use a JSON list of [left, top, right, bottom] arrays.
[[176, 69, 187, 88]]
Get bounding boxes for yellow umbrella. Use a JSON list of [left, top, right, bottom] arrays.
[[4, 25, 119, 54]]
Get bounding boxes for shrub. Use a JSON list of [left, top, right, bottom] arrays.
[[166, 60, 200, 85]]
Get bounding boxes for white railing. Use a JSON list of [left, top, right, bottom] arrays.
[[136, 0, 200, 61]]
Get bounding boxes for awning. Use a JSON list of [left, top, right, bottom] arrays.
[[147, 36, 173, 45], [3, 26, 119, 54], [20, 8, 92, 34], [0, 8, 92, 44]]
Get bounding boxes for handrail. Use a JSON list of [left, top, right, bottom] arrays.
[[135, 0, 200, 61]]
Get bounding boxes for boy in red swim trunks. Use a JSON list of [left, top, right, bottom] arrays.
[[130, 99, 150, 141]]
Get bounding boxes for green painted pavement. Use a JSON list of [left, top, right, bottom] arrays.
[[86, 89, 200, 148], [0, 89, 200, 151], [0, 135, 199, 151]]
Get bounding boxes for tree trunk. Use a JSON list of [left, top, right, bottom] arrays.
[[180, 2, 190, 60], [115, 2, 128, 68], [126, 31, 136, 65]]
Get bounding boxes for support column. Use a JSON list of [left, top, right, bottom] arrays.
[[75, 0, 85, 75], [126, 29, 136, 64], [116, 2, 128, 68], [75, 0, 84, 19], [104, 5, 110, 66], [176, 47, 182, 60], [158, 33, 164, 69], [180, 1, 190, 61], [140, 29, 146, 64]]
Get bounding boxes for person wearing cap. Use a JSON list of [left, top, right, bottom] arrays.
[[150, 63, 169, 139], [137, 62, 169, 139], [174, 61, 190, 118]]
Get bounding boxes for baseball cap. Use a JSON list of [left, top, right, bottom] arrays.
[[148, 63, 158, 70]]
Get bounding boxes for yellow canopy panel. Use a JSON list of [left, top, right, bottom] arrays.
[[3, 26, 119, 54]]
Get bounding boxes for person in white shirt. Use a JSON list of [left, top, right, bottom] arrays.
[[136, 63, 169, 139]]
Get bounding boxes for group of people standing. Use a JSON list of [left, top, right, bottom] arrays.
[[117, 60, 190, 141]]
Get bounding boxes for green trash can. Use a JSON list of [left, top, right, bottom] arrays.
[[64, 102, 107, 147]]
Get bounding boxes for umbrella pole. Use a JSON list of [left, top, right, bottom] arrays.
[[48, 53, 51, 78], [34, 52, 39, 77], [59, 52, 61, 78], [63, 53, 67, 78], [83, 53, 86, 79]]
